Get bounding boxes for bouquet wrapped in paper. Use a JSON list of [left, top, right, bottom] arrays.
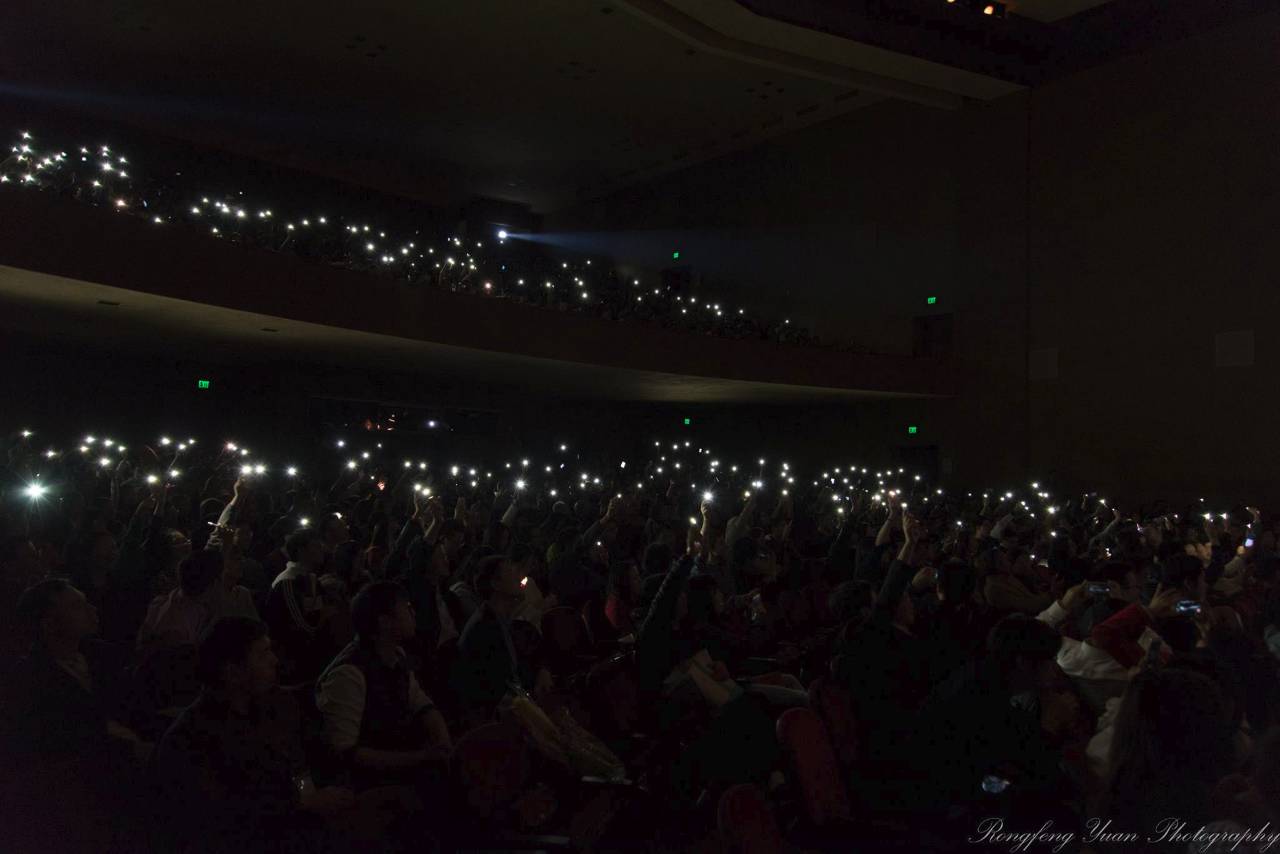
[[505, 687, 626, 781]]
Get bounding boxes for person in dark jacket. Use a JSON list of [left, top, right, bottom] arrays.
[[832, 513, 933, 761], [156, 616, 355, 853], [453, 556, 552, 716], [8, 578, 145, 762], [7, 579, 149, 853], [634, 554, 780, 808], [907, 613, 1070, 822], [912, 557, 993, 686], [403, 532, 468, 653], [264, 527, 344, 682]]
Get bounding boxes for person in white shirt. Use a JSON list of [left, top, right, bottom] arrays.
[[315, 581, 451, 789], [1037, 582, 1144, 684]]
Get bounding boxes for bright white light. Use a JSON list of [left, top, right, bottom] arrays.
[[98, 457, 112, 468], [300, 517, 310, 527], [346, 460, 357, 470], [498, 229, 508, 240], [24, 483, 47, 500], [146, 475, 159, 485], [515, 479, 526, 490], [168, 469, 180, 479], [703, 491, 713, 502], [286, 467, 298, 477]]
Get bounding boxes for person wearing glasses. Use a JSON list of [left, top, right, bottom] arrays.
[[454, 555, 552, 718]]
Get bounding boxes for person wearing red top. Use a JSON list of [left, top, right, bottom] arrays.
[[1090, 554, 1206, 668]]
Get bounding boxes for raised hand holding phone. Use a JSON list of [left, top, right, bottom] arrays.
[[1145, 585, 1185, 620], [1059, 581, 1090, 612]]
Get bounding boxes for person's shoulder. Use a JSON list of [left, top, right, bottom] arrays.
[[272, 564, 302, 586], [459, 606, 498, 641], [157, 695, 209, 751]]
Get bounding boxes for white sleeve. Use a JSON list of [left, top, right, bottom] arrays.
[[1036, 599, 1069, 627], [315, 664, 366, 753]]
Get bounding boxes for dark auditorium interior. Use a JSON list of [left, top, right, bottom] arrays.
[[3, 1, 1280, 852]]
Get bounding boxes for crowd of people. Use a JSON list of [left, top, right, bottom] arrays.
[[2, 423, 1279, 853], [0, 128, 824, 348]]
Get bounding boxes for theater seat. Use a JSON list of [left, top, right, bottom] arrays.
[[452, 721, 533, 821], [718, 784, 784, 854], [775, 707, 851, 827], [808, 677, 858, 767]]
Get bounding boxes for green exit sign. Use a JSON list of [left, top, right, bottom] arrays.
[[196, 379, 211, 390], [683, 417, 692, 426], [907, 425, 918, 435], [926, 296, 937, 305], [672, 250, 681, 261]]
